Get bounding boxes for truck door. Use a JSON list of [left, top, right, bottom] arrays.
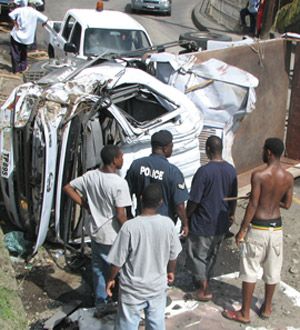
[[68, 22, 82, 58], [54, 15, 76, 59]]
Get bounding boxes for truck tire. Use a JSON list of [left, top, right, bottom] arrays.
[[131, 6, 137, 14], [179, 31, 232, 51]]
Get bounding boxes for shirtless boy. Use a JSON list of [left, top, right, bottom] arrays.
[[222, 137, 294, 324]]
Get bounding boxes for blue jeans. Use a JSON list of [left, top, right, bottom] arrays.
[[91, 240, 111, 306], [115, 293, 166, 330]]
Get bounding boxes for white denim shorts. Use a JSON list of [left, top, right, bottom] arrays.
[[239, 226, 283, 284]]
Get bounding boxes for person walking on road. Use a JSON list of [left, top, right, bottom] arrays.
[[9, 0, 48, 73], [222, 137, 294, 324], [106, 183, 182, 330], [186, 135, 237, 301], [63, 145, 132, 317], [125, 130, 189, 236], [240, 0, 260, 36]]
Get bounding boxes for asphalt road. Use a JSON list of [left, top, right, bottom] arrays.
[[38, 0, 200, 48]]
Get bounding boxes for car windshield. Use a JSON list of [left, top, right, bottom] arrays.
[[84, 28, 151, 57]]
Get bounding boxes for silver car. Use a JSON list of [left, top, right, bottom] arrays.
[[131, 0, 171, 16]]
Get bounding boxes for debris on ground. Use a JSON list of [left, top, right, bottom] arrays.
[[4, 231, 32, 257]]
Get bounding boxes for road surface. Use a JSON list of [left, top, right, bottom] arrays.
[[39, 0, 200, 47]]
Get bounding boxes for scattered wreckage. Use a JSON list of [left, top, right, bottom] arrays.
[[0, 52, 258, 256]]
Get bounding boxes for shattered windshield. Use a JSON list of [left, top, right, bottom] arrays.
[[84, 28, 151, 57]]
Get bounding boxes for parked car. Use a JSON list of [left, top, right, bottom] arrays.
[[131, 0, 171, 16], [46, 9, 152, 60]]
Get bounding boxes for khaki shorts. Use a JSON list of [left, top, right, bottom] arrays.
[[239, 226, 283, 284]]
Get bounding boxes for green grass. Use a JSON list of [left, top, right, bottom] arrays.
[[0, 287, 27, 330], [0, 287, 16, 320], [0, 228, 28, 330]]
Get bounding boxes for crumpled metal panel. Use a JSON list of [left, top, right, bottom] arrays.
[[150, 53, 258, 165], [0, 55, 259, 252], [183, 39, 288, 173]]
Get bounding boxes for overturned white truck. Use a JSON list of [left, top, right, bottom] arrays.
[[0, 54, 258, 255]]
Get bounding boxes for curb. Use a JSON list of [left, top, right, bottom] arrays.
[[192, 1, 209, 32], [191, 0, 242, 36]]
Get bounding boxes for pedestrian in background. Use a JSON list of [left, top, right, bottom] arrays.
[[106, 183, 182, 329], [28, 0, 45, 51], [125, 130, 189, 236], [240, 0, 260, 36], [9, 0, 48, 73], [186, 135, 237, 301], [63, 145, 132, 317], [222, 138, 293, 324]]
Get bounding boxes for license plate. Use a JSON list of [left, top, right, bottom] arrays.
[[146, 4, 155, 8], [1, 129, 12, 179]]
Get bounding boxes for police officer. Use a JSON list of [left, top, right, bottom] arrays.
[[125, 130, 189, 236]]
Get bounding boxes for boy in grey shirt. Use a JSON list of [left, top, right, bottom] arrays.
[[63, 145, 131, 315], [106, 183, 182, 330]]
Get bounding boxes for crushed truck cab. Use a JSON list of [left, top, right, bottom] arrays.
[[47, 9, 152, 60]]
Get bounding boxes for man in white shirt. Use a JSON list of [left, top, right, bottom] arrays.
[[9, 0, 48, 73], [63, 145, 132, 317]]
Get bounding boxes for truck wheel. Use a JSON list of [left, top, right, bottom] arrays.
[[48, 44, 55, 59], [131, 5, 137, 14], [179, 31, 232, 51]]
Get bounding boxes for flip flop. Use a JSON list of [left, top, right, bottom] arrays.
[[184, 292, 212, 302], [192, 291, 213, 302], [258, 304, 271, 320], [195, 294, 212, 302], [222, 309, 251, 324]]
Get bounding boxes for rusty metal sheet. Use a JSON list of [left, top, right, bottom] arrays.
[[286, 42, 300, 160], [192, 39, 289, 173]]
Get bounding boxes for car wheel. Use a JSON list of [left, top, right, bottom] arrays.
[[179, 31, 232, 51], [166, 9, 171, 16], [48, 44, 55, 59]]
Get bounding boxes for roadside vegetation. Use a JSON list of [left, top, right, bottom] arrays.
[[0, 228, 27, 330], [274, 0, 300, 32]]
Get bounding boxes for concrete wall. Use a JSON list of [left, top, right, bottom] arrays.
[[208, 0, 248, 31], [192, 39, 289, 174]]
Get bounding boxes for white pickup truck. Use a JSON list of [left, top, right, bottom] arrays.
[[47, 8, 152, 59]]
